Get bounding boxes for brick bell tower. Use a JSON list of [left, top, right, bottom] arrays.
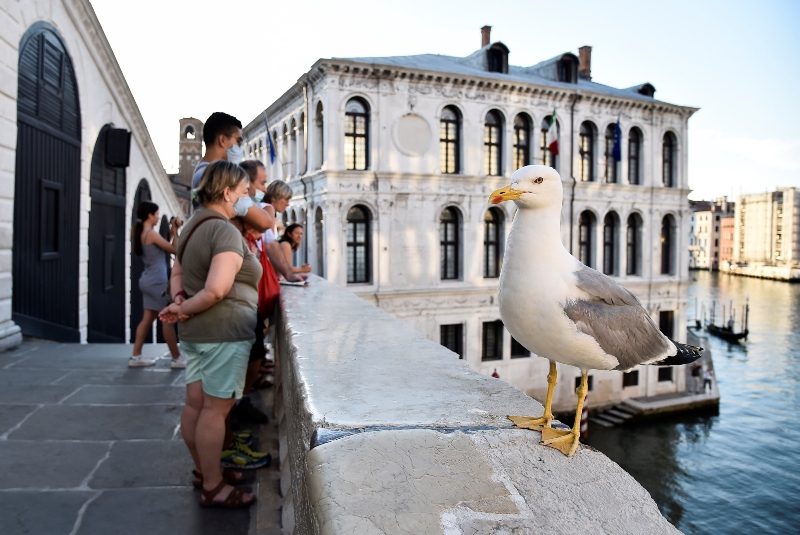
[[172, 117, 204, 216]]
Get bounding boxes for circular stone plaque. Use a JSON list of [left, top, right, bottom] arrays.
[[394, 114, 431, 157]]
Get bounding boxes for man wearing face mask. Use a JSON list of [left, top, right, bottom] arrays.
[[191, 113, 273, 233]]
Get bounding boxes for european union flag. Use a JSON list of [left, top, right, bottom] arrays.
[[612, 117, 622, 162], [263, 112, 277, 165]]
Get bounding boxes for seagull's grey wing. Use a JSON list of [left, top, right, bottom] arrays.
[[572, 267, 642, 307], [565, 268, 675, 370]]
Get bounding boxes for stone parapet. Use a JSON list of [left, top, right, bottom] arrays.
[[274, 275, 680, 534]]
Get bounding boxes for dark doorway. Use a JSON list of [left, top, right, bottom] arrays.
[[129, 179, 151, 342], [87, 125, 129, 342], [12, 23, 81, 341]]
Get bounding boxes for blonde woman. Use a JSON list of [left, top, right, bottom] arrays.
[[160, 160, 260, 509]]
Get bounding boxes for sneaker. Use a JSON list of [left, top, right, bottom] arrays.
[[232, 398, 269, 424], [234, 430, 254, 447], [170, 353, 187, 369], [220, 448, 271, 469], [232, 439, 270, 459], [128, 356, 156, 368]]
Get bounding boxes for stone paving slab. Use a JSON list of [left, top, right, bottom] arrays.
[[91, 440, 200, 489], [0, 490, 96, 535], [0, 441, 110, 489], [63, 385, 186, 405], [0, 341, 275, 534], [77, 488, 252, 535], [0, 404, 38, 435], [0, 367, 73, 385], [8, 404, 181, 441], [54, 368, 183, 387], [0, 383, 80, 404]]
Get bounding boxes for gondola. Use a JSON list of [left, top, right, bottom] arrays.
[[704, 322, 748, 342], [701, 299, 749, 343]]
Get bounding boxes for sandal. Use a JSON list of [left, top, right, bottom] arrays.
[[252, 375, 273, 390], [192, 468, 243, 489], [200, 480, 256, 509]]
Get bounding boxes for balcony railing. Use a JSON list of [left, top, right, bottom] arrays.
[[273, 275, 678, 533]]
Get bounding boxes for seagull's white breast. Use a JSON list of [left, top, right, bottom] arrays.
[[498, 211, 619, 371]]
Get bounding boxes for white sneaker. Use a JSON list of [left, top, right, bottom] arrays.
[[128, 356, 156, 368], [170, 353, 187, 369]]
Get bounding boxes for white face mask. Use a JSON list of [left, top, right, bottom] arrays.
[[252, 189, 265, 203], [227, 144, 244, 165], [232, 195, 253, 217]]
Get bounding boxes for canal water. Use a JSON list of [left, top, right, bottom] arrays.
[[588, 270, 800, 534]]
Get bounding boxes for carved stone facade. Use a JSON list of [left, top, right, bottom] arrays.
[[244, 40, 697, 410]]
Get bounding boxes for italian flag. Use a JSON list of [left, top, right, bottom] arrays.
[[547, 109, 559, 156]]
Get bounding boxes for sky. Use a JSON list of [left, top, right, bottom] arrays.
[[90, 0, 799, 201]]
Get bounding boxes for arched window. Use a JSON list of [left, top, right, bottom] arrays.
[[604, 124, 618, 183], [185, 125, 196, 140], [626, 213, 643, 275], [289, 118, 297, 177], [540, 116, 558, 168], [513, 113, 532, 171], [484, 110, 503, 176], [315, 101, 324, 170], [344, 98, 369, 170], [579, 121, 596, 182], [483, 208, 503, 278], [579, 211, 596, 268], [603, 212, 619, 275], [663, 132, 676, 187], [440, 207, 461, 280], [315, 207, 324, 277], [346, 205, 371, 283], [661, 215, 677, 275], [628, 127, 642, 185], [281, 124, 289, 177], [440, 106, 460, 174]]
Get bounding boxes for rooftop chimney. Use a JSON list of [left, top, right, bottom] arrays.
[[481, 25, 492, 48], [578, 45, 592, 80]]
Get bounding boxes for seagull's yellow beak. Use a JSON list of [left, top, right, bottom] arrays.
[[490, 185, 522, 205]]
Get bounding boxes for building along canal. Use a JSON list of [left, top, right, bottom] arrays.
[[587, 270, 800, 534]]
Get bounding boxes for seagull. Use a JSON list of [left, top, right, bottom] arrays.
[[490, 165, 702, 457]]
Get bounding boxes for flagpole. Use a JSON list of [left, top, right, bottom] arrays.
[[263, 111, 283, 179]]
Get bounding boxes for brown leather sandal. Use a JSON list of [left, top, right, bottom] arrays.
[[199, 480, 255, 509], [192, 469, 243, 489]]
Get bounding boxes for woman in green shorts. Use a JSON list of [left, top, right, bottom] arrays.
[[160, 160, 261, 508]]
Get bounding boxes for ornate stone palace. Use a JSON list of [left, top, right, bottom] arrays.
[[243, 28, 697, 410]]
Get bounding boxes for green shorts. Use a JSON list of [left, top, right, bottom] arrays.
[[182, 340, 254, 399]]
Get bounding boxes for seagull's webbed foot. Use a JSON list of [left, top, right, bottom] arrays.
[[508, 360, 558, 431], [541, 371, 589, 458], [541, 427, 580, 457], [508, 414, 552, 430]]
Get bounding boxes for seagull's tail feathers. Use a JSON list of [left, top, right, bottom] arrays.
[[655, 340, 703, 366]]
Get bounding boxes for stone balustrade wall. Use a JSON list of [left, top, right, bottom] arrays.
[[273, 275, 680, 535]]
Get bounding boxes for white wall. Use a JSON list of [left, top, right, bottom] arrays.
[[0, 0, 182, 346]]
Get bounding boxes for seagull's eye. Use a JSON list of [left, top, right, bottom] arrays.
[[534, 177, 544, 184]]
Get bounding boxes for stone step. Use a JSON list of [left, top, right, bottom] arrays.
[[589, 417, 614, 428], [605, 408, 633, 420], [596, 413, 625, 425], [618, 401, 642, 415]]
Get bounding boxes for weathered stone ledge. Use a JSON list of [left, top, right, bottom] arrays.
[[273, 276, 680, 534]]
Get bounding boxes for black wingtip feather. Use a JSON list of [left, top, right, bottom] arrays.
[[655, 340, 703, 366]]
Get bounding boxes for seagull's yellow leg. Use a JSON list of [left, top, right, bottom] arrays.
[[509, 360, 557, 430], [541, 372, 587, 457]]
